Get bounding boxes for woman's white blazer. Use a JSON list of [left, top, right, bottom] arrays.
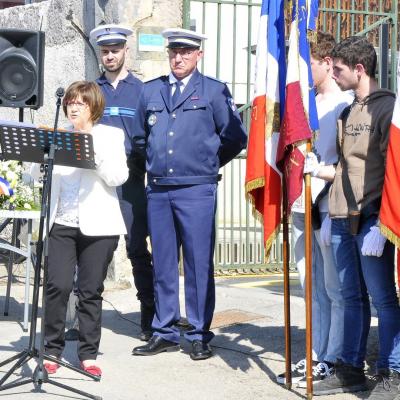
[[31, 124, 129, 236]]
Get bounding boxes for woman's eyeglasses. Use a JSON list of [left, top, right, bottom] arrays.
[[66, 101, 88, 110]]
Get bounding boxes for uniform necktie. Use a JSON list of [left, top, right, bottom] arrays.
[[171, 81, 182, 107]]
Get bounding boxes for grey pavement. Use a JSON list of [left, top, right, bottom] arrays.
[[0, 272, 378, 400]]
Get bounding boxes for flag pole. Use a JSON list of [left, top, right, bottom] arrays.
[[282, 174, 292, 389], [397, 249, 400, 291], [305, 141, 313, 398]]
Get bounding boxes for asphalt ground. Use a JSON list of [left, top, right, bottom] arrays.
[[0, 269, 379, 400]]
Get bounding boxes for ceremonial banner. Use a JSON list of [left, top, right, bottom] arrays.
[[380, 56, 400, 248], [276, 0, 319, 211], [245, 0, 286, 255]]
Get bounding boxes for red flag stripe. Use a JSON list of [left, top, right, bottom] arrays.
[[245, 1, 286, 257], [246, 95, 267, 192], [246, 95, 282, 255], [380, 122, 400, 247], [277, 78, 312, 213]]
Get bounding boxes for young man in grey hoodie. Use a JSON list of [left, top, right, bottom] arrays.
[[312, 36, 400, 400]]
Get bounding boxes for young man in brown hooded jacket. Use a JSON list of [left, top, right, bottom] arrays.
[[313, 36, 400, 400]]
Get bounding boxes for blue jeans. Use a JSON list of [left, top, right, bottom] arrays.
[[331, 216, 400, 371], [292, 211, 344, 363]]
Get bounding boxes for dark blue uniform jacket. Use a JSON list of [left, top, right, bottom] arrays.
[[96, 72, 143, 166], [132, 69, 247, 185]]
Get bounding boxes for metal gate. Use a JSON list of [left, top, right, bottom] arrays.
[[182, 0, 398, 273]]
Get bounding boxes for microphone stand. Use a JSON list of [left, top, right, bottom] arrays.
[[0, 89, 102, 400]]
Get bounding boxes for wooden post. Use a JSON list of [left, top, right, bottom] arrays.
[[397, 248, 400, 291], [282, 176, 292, 389], [305, 141, 313, 398]]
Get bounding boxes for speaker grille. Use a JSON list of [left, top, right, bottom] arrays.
[[0, 53, 37, 102], [0, 29, 44, 109]]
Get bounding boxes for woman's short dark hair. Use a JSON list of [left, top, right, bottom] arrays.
[[331, 36, 377, 77], [62, 81, 105, 124]]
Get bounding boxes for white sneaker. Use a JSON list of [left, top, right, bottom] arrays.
[[297, 361, 334, 388], [276, 359, 306, 384]]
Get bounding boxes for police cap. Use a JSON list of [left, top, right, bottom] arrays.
[[162, 28, 207, 49], [90, 24, 133, 46]]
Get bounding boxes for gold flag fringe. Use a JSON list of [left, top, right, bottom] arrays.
[[245, 177, 281, 260], [264, 225, 281, 261], [245, 177, 265, 194], [380, 224, 400, 248]]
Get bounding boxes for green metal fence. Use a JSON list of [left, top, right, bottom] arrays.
[[319, 0, 398, 91], [182, 0, 398, 272]]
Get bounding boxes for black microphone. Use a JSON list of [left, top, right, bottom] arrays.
[[56, 87, 65, 98]]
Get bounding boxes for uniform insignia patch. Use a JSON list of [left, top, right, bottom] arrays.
[[191, 96, 199, 100], [228, 97, 236, 111], [148, 113, 157, 126], [110, 107, 120, 116]]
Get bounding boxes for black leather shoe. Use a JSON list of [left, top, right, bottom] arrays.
[[190, 340, 213, 360], [132, 335, 180, 356], [139, 302, 155, 342]]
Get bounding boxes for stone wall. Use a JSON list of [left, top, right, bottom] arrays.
[[0, 0, 183, 286], [0, 0, 183, 125]]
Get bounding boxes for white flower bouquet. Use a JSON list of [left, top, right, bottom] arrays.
[[0, 160, 40, 211]]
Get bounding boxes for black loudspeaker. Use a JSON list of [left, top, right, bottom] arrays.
[[0, 29, 45, 109]]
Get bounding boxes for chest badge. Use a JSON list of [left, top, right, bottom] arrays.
[[228, 97, 237, 112], [148, 113, 157, 126]]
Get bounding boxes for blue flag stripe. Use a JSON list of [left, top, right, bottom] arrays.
[[298, 0, 319, 132], [261, 0, 287, 119]]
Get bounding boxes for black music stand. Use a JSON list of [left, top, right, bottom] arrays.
[[0, 123, 95, 169], [0, 121, 102, 400]]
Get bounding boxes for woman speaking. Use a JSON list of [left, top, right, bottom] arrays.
[[31, 81, 128, 377]]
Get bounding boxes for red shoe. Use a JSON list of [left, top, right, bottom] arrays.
[[43, 362, 60, 375], [80, 362, 102, 377]]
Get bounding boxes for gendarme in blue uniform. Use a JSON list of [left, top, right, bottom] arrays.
[[96, 72, 154, 308], [133, 69, 246, 183], [96, 72, 142, 157], [132, 68, 247, 345]]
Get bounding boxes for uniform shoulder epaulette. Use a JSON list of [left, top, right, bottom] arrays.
[[144, 75, 168, 84], [204, 75, 227, 85]]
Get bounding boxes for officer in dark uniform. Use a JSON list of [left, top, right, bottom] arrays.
[[90, 24, 154, 341], [132, 28, 247, 360]]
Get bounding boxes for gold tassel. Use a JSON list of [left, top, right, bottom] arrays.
[[285, 0, 293, 21]]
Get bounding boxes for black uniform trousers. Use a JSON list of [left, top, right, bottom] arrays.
[[116, 170, 154, 306], [45, 223, 118, 361]]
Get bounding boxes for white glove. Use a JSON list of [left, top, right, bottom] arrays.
[[304, 152, 321, 177], [361, 226, 387, 257], [320, 215, 332, 247]]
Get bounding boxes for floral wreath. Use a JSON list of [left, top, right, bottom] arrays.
[[0, 160, 40, 211]]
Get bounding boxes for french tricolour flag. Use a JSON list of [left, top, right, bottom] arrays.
[[276, 0, 319, 211], [245, 0, 286, 256]]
